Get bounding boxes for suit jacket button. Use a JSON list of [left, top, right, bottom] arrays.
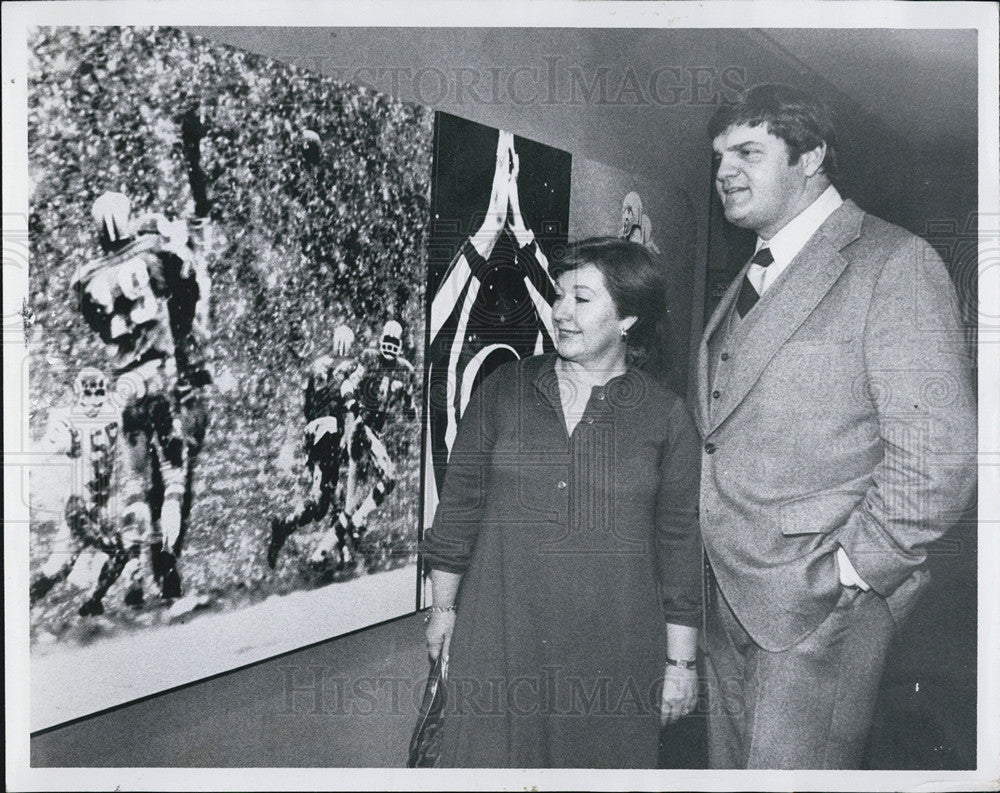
[[556, 480, 567, 490], [721, 352, 730, 361], [704, 443, 716, 454], [712, 390, 721, 399]]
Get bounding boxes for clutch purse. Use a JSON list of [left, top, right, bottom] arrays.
[[407, 654, 446, 768]]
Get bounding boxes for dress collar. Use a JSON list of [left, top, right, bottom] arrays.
[[531, 352, 642, 410]]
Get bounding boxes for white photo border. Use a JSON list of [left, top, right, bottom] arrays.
[[4, 1, 998, 791]]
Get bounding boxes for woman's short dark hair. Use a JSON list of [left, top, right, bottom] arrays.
[[552, 237, 667, 357], [708, 83, 839, 180]]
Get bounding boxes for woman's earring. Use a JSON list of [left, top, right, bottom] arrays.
[[620, 326, 628, 341]]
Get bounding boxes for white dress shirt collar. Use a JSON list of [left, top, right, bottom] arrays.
[[750, 185, 844, 295]]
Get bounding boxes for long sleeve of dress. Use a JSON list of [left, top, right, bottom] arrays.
[[418, 368, 499, 574], [654, 396, 703, 628]]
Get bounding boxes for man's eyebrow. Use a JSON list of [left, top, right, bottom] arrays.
[[714, 141, 760, 156]]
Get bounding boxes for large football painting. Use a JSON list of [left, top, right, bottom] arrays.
[[27, 26, 431, 729]]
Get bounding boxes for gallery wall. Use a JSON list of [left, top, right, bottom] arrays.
[[186, 26, 720, 397]]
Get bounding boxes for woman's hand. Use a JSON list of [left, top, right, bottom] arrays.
[[425, 610, 456, 672], [426, 571, 461, 674], [660, 664, 698, 725]]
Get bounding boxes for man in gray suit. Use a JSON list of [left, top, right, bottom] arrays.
[[696, 84, 976, 769]]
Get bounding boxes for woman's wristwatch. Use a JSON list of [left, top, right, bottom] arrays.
[[665, 657, 697, 670]]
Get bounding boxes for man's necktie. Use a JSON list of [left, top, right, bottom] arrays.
[[735, 247, 774, 318]]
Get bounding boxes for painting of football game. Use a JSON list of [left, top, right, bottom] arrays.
[[422, 113, 572, 552], [26, 26, 431, 729]]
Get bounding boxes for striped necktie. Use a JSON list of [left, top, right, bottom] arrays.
[[735, 247, 774, 318]]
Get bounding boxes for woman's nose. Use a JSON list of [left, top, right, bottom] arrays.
[[552, 297, 571, 322]]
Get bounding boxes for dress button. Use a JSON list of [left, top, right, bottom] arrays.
[[712, 390, 721, 399], [556, 480, 568, 490], [704, 443, 716, 454], [721, 352, 730, 361], [597, 393, 606, 401]]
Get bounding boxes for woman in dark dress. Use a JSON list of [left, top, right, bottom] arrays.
[[419, 238, 702, 768]]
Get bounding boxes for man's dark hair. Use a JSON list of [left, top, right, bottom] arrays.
[[552, 237, 667, 357], [708, 83, 839, 179]]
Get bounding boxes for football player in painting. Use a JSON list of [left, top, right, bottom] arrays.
[[71, 108, 213, 600], [267, 321, 417, 569], [29, 368, 143, 616]]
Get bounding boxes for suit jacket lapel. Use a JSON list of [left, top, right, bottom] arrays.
[[708, 200, 865, 434], [696, 268, 746, 435]]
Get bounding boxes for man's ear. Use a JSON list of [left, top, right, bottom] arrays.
[[621, 315, 638, 333], [801, 142, 827, 178]]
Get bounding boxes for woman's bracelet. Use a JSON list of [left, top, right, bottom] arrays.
[[424, 604, 457, 623], [665, 656, 697, 670]]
